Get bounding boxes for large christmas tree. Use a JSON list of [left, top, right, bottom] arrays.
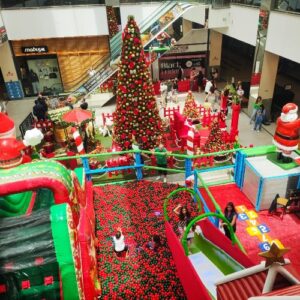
[[113, 16, 162, 150], [106, 6, 119, 38], [183, 91, 199, 119], [202, 120, 232, 153]]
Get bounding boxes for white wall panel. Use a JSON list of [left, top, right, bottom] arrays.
[[2, 6, 108, 39], [120, 3, 160, 29], [213, 5, 259, 46], [0, 12, 4, 27], [266, 11, 300, 64], [182, 5, 206, 26]]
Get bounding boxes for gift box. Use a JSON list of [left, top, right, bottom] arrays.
[[43, 142, 54, 154]]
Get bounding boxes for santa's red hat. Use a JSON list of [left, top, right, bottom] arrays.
[[282, 103, 298, 115], [0, 113, 16, 139]]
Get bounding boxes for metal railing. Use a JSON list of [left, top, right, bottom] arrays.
[[19, 112, 34, 139]]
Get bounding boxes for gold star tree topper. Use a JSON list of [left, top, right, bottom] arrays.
[[259, 242, 290, 268]]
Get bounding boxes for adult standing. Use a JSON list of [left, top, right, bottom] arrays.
[[197, 70, 204, 93], [0, 101, 7, 115], [236, 83, 244, 103], [220, 89, 229, 115], [37, 93, 48, 113], [189, 67, 198, 91], [33, 100, 46, 121], [220, 202, 237, 241], [204, 79, 213, 95], [80, 97, 88, 110], [153, 142, 168, 183], [205, 86, 217, 111], [29, 69, 39, 95], [177, 65, 184, 81]]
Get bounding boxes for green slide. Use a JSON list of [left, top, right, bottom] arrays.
[[188, 233, 244, 299]]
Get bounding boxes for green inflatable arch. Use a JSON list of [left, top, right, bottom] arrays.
[[163, 187, 202, 221], [181, 212, 238, 255]]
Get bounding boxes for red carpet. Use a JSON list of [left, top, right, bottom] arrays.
[[94, 181, 200, 299], [200, 183, 300, 276]]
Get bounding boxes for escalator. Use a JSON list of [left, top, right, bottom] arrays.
[[69, 1, 194, 104]]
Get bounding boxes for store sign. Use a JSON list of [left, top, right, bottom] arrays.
[[22, 46, 49, 54]]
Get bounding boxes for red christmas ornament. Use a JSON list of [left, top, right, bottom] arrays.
[[129, 62, 135, 69], [124, 141, 130, 148], [133, 109, 139, 115], [141, 136, 148, 143], [120, 85, 127, 93]]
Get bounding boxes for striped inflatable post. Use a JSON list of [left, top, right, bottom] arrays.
[[186, 126, 195, 156], [72, 127, 85, 155]]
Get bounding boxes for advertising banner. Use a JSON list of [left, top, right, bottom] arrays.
[[159, 52, 206, 80]]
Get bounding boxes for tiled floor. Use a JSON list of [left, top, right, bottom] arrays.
[[7, 90, 275, 147]]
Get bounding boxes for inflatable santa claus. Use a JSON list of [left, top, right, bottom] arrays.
[[0, 112, 16, 139], [0, 112, 32, 168], [273, 103, 300, 163]]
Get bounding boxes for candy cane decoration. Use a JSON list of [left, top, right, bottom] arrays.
[[72, 127, 85, 155], [186, 126, 195, 156]]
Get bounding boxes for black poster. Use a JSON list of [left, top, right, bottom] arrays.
[[159, 52, 206, 81]]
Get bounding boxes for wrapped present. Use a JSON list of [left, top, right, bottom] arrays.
[[43, 142, 54, 154]]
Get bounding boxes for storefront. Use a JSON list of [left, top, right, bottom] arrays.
[[11, 36, 109, 97], [16, 52, 63, 97], [158, 51, 206, 81]]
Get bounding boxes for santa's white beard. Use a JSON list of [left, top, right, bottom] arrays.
[[280, 112, 298, 122]]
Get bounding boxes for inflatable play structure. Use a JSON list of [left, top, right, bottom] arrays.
[[0, 161, 100, 300], [1, 126, 300, 299], [1, 144, 300, 299]]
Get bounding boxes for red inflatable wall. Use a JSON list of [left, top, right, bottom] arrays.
[[200, 219, 254, 268], [165, 222, 211, 300]]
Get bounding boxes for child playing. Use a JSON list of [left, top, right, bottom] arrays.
[[253, 105, 265, 132], [112, 227, 129, 257], [146, 235, 162, 252], [173, 204, 191, 238], [186, 224, 202, 247]]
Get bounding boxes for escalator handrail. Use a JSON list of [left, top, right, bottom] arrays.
[[72, 2, 194, 97]]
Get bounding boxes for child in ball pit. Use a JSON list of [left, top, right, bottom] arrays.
[[112, 227, 129, 258], [146, 234, 162, 252], [173, 204, 191, 238]]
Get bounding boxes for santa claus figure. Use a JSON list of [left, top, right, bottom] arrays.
[[0, 112, 16, 139], [273, 103, 300, 163]]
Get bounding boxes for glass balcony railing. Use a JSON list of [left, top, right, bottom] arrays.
[[230, 0, 261, 6], [274, 0, 300, 13], [0, 0, 209, 9], [212, 0, 230, 8], [0, 0, 105, 9]]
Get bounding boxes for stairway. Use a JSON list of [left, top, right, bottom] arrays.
[[199, 168, 234, 186], [69, 1, 194, 105]]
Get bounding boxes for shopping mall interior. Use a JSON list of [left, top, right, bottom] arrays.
[[0, 1, 300, 299]]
